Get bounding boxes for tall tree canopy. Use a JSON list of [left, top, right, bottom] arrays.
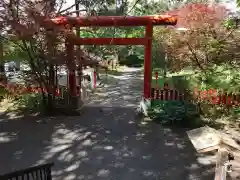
[[154, 3, 234, 72]]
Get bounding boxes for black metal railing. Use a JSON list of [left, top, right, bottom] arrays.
[[0, 163, 54, 180]]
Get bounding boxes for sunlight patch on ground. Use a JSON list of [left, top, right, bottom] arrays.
[[58, 150, 73, 162], [106, 74, 136, 80], [188, 163, 199, 170], [104, 146, 114, 150], [140, 121, 148, 125], [63, 173, 76, 180], [97, 169, 110, 177], [142, 170, 156, 177], [77, 151, 88, 157], [117, 66, 143, 72], [65, 161, 81, 172], [164, 141, 175, 146], [82, 139, 94, 146], [142, 155, 152, 160], [0, 132, 17, 143], [197, 155, 216, 165]]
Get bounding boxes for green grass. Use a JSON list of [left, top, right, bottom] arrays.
[[0, 89, 44, 115], [150, 64, 240, 126], [152, 64, 240, 92], [0, 87, 7, 96], [16, 93, 42, 110]]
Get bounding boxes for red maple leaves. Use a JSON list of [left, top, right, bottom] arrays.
[[165, 3, 229, 29]]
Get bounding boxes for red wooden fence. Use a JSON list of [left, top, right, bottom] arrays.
[[151, 72, 240, 106], [0, 83, 88, 97], [0, 71, 97, 98]]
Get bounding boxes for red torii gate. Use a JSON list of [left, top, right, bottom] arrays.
[[46, 15, 177, 100]]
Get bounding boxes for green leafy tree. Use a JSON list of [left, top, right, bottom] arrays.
[[237, 0, 240, 7]]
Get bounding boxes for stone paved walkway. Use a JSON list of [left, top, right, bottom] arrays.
[[0, 68, 218, 180]]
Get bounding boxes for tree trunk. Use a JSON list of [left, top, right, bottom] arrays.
[[0, 41, 6, 83], [96, 65, 100, 80], [47, 93, 53, 114], [47, 64, 55, 114], [41, 91, 47, 114], [164, 53, 167, 78]]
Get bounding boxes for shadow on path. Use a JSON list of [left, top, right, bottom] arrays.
[[0, 107, 216, 180]]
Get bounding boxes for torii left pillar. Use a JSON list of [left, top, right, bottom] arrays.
[[66, 38, 78, 109]]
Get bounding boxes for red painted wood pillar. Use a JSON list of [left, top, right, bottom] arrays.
[[143, 23, 153, 99], [93, 71, 97, 88], [66, 39, 77, 97]]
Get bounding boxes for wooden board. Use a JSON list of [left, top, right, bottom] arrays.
[[220, 132, 240, 151], [214, 147, 228, 180], [187, 126, 221, 153]]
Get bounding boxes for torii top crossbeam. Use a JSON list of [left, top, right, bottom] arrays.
[[46, 15, 177, 27]]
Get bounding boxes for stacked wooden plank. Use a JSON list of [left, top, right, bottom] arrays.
[[187, 126, 240, 180]]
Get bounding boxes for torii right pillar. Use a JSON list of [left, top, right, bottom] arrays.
[[143, 23, 153, 99]]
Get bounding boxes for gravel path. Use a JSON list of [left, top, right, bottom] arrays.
[[0, 68, 218, 180]]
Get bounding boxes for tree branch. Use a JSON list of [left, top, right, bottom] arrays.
[[218, 28, 236, 43], [0, 35, 26, 51], [63, 9, 87, 15], [22, 40, 48, 89], [58, 0, 83, 15], [186, 41, 205, 72], [57, 0, 65, 14]]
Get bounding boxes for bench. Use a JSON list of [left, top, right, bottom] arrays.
[[0, 163, 54, 180]]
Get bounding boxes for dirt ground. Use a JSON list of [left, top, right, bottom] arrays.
[[0, 67, 239, 180]]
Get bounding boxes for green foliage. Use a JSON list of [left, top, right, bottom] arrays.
[[149, 100, 198, 123], [122, 54, 141, 66], [2, 93, 44, 115], [131, 0, 169, 16], [0, 84, 43, 113], [13, 93, 43, 113], [0, 39, 29, 64], [223, 18, 237, 29], [193, 65, 240, 93], [150, 64, 240, 124], [0, 87, 7, 98], [79, 0, 180, 65], [152, 38, 166, 70], [80, 27, 145, 63]]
